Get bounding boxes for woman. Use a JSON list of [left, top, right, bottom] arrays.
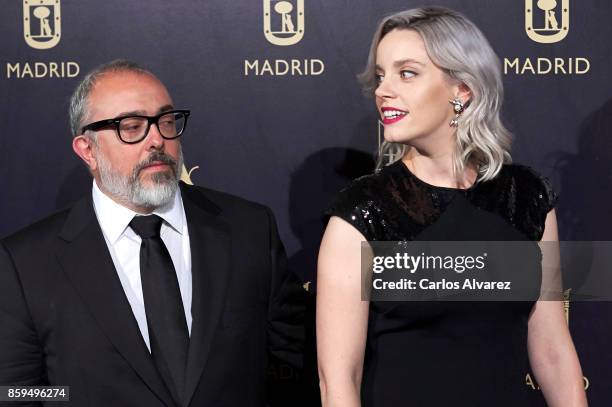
[[316, 6, 587, 407]]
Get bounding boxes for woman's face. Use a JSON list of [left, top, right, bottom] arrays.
[[374, 29, 461, 146]]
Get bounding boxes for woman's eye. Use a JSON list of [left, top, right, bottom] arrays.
[[375, 74, 384, 84], [400, 70, 416, 79]]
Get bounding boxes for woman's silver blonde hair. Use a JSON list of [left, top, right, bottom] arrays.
[[360, 6, 512, 181]]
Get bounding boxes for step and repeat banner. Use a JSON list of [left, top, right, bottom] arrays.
[[1, 0, 611, 405]]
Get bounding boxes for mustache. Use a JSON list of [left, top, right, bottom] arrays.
[[133, 151, 178, 176]]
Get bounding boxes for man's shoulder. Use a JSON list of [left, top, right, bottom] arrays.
[[180, 183, 271, 220], [2, 205, 73, 250]]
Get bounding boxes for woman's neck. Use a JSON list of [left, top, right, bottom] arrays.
[[401, 149, 477, 189]]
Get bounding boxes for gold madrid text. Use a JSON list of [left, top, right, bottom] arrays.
[[244, 59, 324, 76], [6, 61, 80, 79], [525, 372, 590, 391], [504, 57, 590, 75]]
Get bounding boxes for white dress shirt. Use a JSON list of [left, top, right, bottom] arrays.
[[91, 181, 192, 352]]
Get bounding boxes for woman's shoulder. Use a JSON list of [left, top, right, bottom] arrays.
[[327, 164, 398, 214], [324, 164, 400, 240], [497, 163, 558, 207], [487, 162, 559, 240], [500, 162, 551, 182]]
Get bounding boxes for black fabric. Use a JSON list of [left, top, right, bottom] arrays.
[[129, 215, 189, 406], [327, 160, 558, 242], [327, 160, 559, 407], [0, 182, 305, 407]]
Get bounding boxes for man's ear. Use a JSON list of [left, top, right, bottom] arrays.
[[72, 135, 97, 172]]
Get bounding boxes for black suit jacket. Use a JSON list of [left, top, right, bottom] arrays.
[[0, 183, 304, 406]]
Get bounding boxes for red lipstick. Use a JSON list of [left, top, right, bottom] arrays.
[[381, 107, 408, 125]]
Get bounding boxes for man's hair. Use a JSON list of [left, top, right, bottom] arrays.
[[359, 6, 512, 182], [69, 59, 152, 138]]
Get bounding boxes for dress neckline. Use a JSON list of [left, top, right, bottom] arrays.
[[395, 160, 478, 193]]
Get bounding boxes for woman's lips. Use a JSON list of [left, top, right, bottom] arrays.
[[382, 115, 407, 125], [381, 107, 408, 125]]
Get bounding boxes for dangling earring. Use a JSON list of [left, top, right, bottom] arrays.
[[449, 97, 465, 127]]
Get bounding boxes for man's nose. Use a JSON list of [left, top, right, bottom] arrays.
[[145, 122, 165, 149]]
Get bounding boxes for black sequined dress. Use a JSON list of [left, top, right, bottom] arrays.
[[327, 160, 558, 407]]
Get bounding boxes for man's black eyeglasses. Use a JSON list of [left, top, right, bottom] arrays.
[[80, 110, 191, 144]]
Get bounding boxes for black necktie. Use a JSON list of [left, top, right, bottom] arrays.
[[129, 215, 189, 405]]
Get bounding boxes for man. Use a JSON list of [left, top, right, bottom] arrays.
[[0, 60, 304, 406]]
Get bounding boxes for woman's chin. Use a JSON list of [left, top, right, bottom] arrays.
[[384, 132, 411, 144]]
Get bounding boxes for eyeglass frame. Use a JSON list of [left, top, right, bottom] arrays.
[[80, 109, 191, 144]]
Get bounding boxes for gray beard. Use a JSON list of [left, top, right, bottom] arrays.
[[96, 147, 183, 210]]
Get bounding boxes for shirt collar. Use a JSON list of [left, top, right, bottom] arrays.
[[91, 180, 184, 244]]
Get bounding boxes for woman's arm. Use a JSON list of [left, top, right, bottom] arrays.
[[317, 216, 370, 407], [528, 209, 588, 406]]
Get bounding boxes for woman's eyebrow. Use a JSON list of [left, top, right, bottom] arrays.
[[375, 58, 425, 71]]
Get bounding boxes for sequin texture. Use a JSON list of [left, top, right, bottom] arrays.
[[326, 160, 558, 242]]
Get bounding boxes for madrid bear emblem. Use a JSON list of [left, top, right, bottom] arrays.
[[525, 0, 569, 44], [23, 0, 61, 49]]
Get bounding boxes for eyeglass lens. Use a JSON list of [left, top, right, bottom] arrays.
[[118, 112, 187, 142]]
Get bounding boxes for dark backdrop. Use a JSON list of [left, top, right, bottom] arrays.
[[1, 0, 610, 404]]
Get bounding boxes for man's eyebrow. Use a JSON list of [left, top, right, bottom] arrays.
[[375, 59, 425, 71], [114, 105, 175, 118], [158, 104, 175, 113], [115, 110, 147, 117]]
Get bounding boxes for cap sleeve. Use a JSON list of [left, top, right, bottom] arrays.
[[517, 165, 559, 240], [538, 172, 559, 214], [324, 177, 380, 241]]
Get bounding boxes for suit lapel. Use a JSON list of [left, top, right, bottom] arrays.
[[55, 195, 176, 407], [180, 185, 231, 407]]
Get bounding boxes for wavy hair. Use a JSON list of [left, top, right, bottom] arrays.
[[359, 6, 512, 181]]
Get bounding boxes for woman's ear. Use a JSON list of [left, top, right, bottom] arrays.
[[456, 83, 472, 106]]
